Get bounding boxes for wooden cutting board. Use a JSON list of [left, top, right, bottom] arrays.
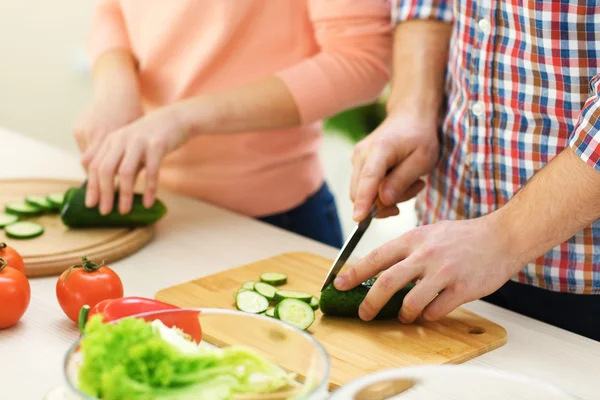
[[0, 178, 154, 278], [155, 252, 508, 390]]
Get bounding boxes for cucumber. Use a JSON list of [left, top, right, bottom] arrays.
[[235, 290, 269, 314], [259, 272, 287, 286], [4, 221, 44, 239], [242, 281, 256, 290], [254, 282, 278, 300], [275, 299, 315, 330], [274, 290, 312, 303], [309, 296, 319, 310], [25, 195, 54, 212], [5, 201, 42, 217], [0, 213, 19, 228], [47, 193, 65, 210], [320, 278, 415, 319], [233, 288, 251, 300], [265, 307, 276, 318], [60, 187, 167, 228]]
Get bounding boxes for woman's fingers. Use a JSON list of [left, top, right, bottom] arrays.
[[117, 140, 144, 214], [143, 140, 166, 208]]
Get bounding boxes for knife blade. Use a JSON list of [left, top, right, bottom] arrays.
[[320, 202, 379, 291]]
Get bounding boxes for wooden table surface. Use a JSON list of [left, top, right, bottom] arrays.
[[1, 127, 599, 400]]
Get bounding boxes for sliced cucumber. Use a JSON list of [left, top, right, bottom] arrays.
[[265, 307, 276, 318], [5, 201, 42, 217], [242, 281, 256, 290], [310, 296, 319, 310], [4, 221, 44, 239], [274, 290, 312, 303], [233, 288, 251, 300], [260, 272, 288, 286], [0, 213, 19, 228], [25, 195, 53, 211], [275, 299, 315, 330], [47, 193, 65, 210], [254, 282, 278, 300], [235, 290, 269, 314]]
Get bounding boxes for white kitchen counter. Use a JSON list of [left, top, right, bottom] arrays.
[[1, 127, 599, 400]]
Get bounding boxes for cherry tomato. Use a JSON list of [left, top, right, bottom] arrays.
[[56, 256, 123, 323], [0, 242, 25, 275], [0, 258, 30, 329]]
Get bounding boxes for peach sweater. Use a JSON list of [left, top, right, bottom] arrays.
[[88, 0, 392, 216]]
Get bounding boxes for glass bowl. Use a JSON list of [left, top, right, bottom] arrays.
[[63, 308, 331, 400]]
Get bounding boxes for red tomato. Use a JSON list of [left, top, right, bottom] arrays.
[[56, 256, 123, 323], [0, 242, 25, 275], [0, 258, 30, 329]]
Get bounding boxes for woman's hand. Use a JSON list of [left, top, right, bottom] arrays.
[[84, 105, 191, 215]]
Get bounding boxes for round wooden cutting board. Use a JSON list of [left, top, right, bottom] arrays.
[[0, 178, 154, 278]]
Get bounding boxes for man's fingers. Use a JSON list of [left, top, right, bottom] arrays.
[[334, 234, 412, 291], [117, 141, 144, 214], [358, 259, 420, 321], [380, 152, 430, 205], [398, 277, 446, 323], [375, 205, 400, 219], [353, 146, 395, 222], [143, 140, 166, 208], [395, 179, 426, 203], [421, 286, 464, 321], [350, 151, 365, 204]]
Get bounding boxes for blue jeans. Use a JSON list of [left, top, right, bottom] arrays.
[[257, 183, 344, 249]]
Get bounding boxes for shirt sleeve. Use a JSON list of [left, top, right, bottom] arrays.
[[394, 0, 453, 24], [275, 0, 392, 125], [568, 75, 600, 171], [87, 0, 131, 65]]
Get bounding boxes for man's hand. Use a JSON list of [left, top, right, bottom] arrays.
[[84, 105, 190, 216], [334, 214, 518, 322], [350, 111, 439, 222]]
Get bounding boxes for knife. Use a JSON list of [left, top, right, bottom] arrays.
[[320, 200, 381, 291]]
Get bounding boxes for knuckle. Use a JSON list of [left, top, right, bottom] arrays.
[[377, 272, 395, 291], [344, 267, 360, 285], [99, 164, 114, 176], [365, 248, 381, 268], [401, 296, 419, 316]]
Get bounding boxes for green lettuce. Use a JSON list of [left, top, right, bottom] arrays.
[[77, 315, 295, 400]]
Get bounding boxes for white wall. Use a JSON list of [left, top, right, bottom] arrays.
[[0, 1, 416, 255]]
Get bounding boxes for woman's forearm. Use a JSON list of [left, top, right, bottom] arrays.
[[91, 49, 140, 100], [174, 76, 301, 136]]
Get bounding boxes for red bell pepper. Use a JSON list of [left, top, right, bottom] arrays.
[[78, 296, 202, 343]]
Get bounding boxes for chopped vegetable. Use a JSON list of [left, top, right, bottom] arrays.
[[77, 315, 295, 400], [0, 213, 18, 228], [235, 290, 269, 314], [46, 192, 65, 210], [275, 299, 315, 330], [242, 281, 256, 290], [309, 296, 319, 310], [4, 201, 42, 217], [265, 307, 276, 318], [25, 195, 54, 212], [0, 242, 25, 275], [253, 282, 277, 300], [4, 221, 44, 239], [0, 257, 30, 329], [274, 290, 312, 303], [56, 256, 123, 323], [259, 272, 287, 286]]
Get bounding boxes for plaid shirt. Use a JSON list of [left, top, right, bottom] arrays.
[[393, 0, 600, 294]]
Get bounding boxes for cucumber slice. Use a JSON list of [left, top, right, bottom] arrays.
[[25, 195, 53, 211], [5, 201, 42, 217], [47, 193, 65, 210], [275, 299, 315, 330], [4, 221, 44, 239], [242, 281, 256, 290], [0, 213, 19, 228], [265, 307, 276, 318], [310, 296, 319, 310], [254, 282, 278, 300], [274, 290, 312, 303], [233, 288, 251, 300], [260, 272, 288, 286], [235, 290, 269, 314]]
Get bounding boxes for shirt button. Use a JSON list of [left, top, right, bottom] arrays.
[[471, 101, 485, 116], [478, 18, 491, 34]]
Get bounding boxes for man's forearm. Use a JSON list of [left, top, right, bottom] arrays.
[[174, 76, 301, 136], [495, 147, 600, 268], [91, 50, 140, 100], [386, 20, 452, 117]]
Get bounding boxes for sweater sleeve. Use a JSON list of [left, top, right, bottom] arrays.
[[87, 0, 131, 64], [275, 0, 392, 124]]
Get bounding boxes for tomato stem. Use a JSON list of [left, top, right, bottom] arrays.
[[78, 305, 90, 334], [63, 256, 105, 282], [0, 257, 6, 273], [0, 242, 6, 250]]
